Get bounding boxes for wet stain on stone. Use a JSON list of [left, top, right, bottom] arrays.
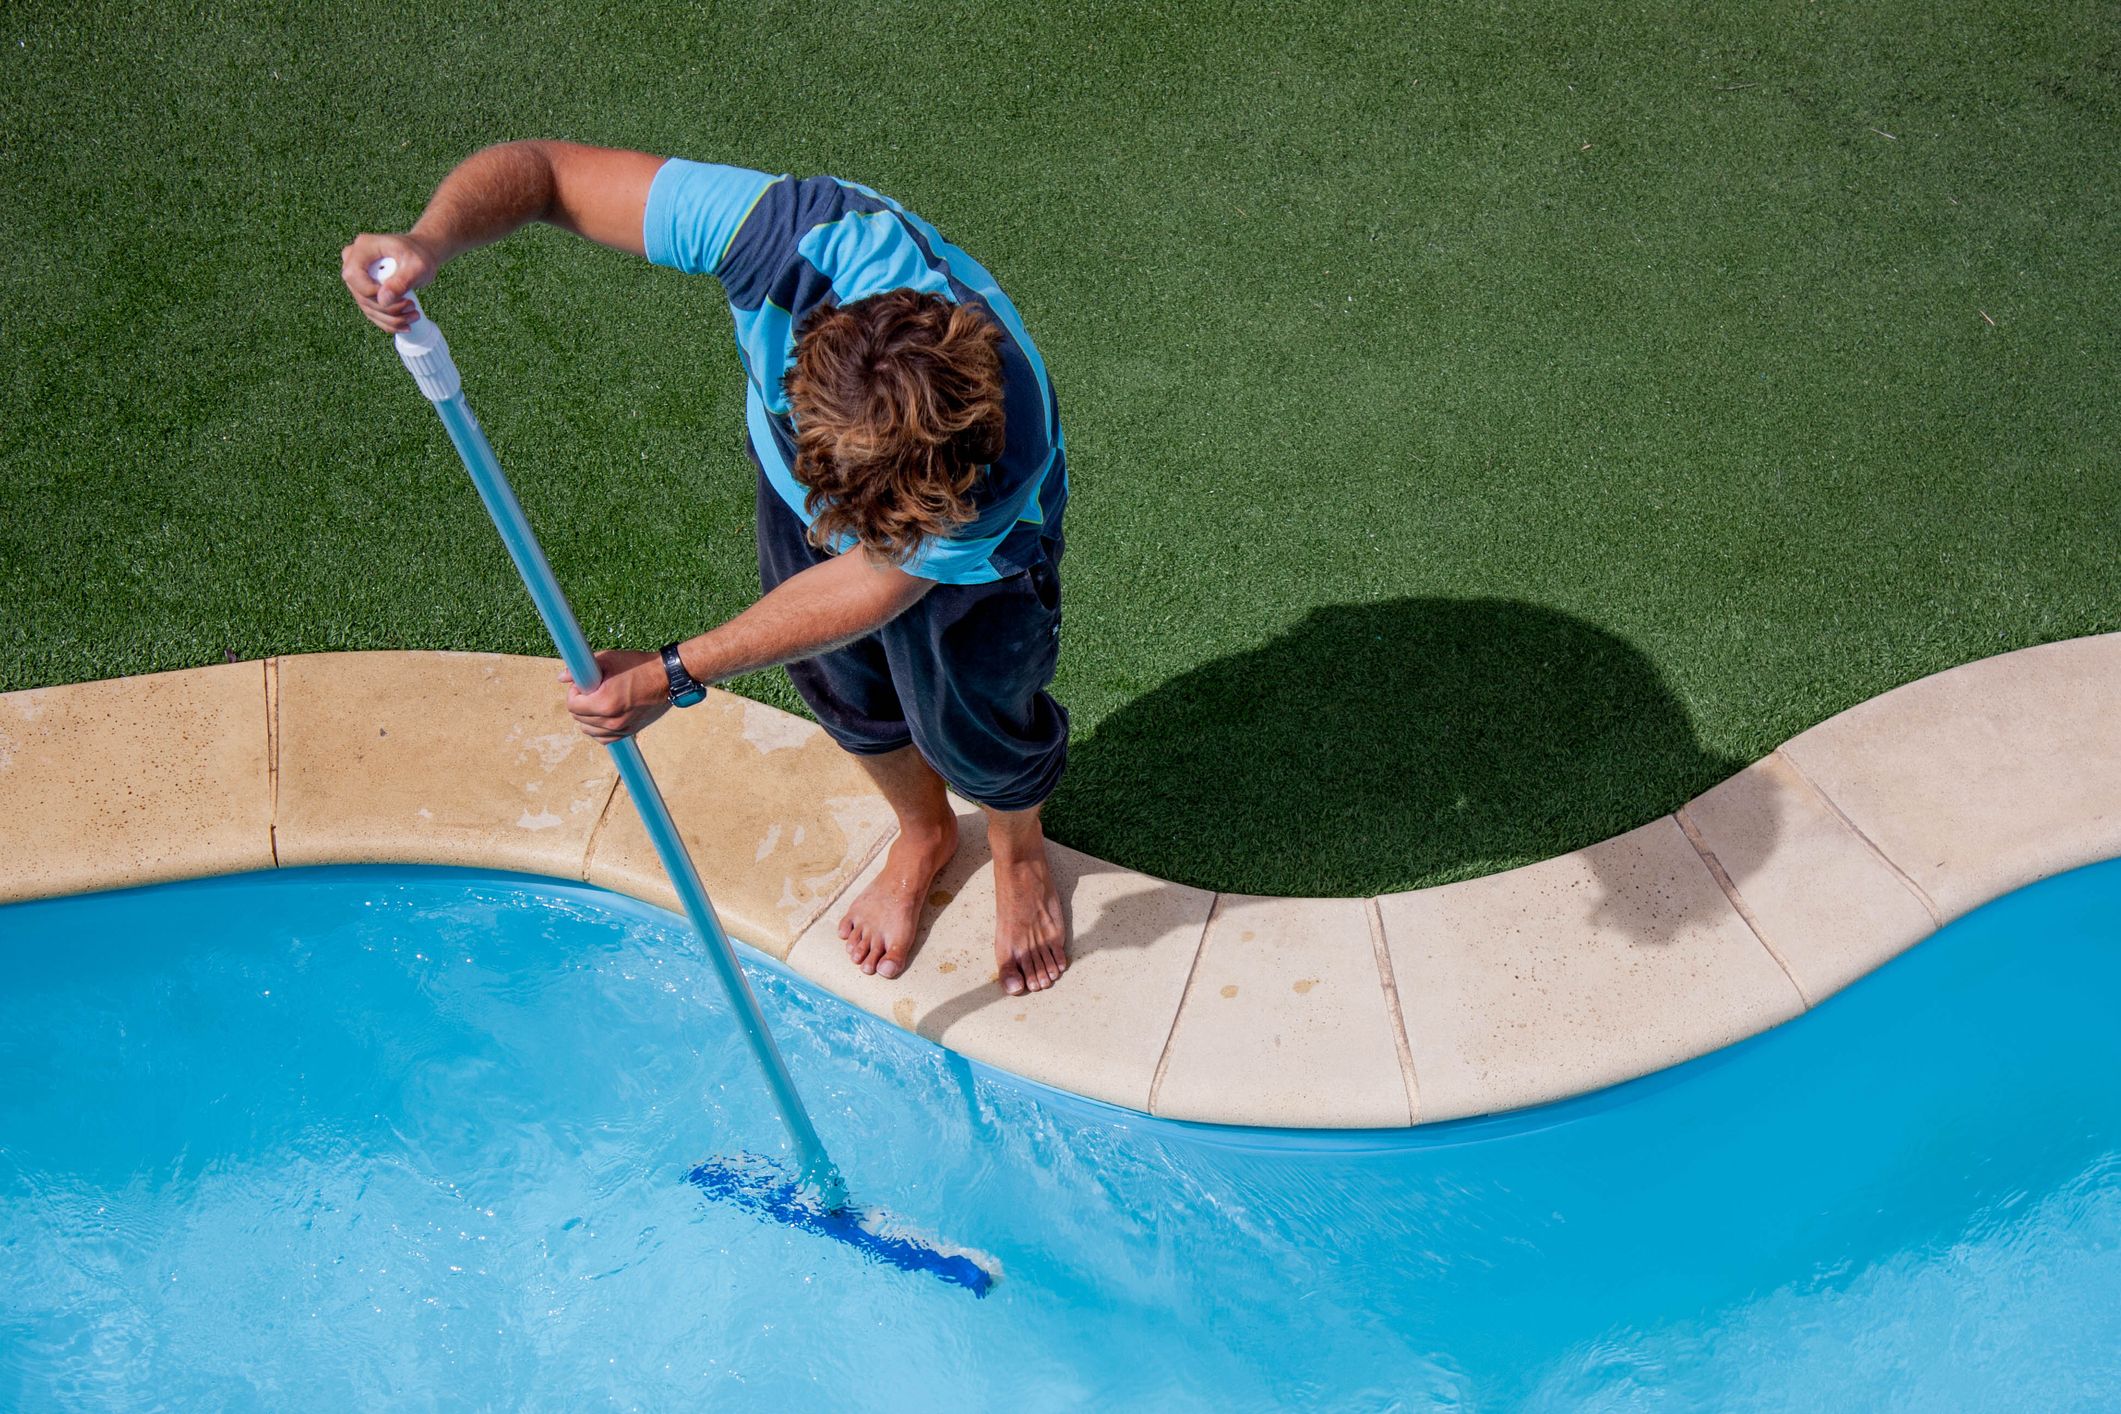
[[1013, 1012, 1027, 1023], [1240, 930, 1255, 942], [927, 889, 954, 908], [1220, 984, 1239, 999], [938, 961, 957, 974], [891, 997, 916, 1029], [1293, 978, 1319, 994]]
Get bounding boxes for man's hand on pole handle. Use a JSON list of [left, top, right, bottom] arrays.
[[341, 233, 440, 333], [359, 254, 460, 402]]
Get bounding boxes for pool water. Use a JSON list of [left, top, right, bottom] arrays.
[[3, 861, 2117, 1410]]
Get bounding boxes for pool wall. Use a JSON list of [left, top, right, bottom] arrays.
[[3, 634, 2116, 1127]]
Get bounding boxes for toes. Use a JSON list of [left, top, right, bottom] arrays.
[[1020, 950, 1050, 992], [878, 936, 915, 981], [1026, 941, 1057, 989], [999, 957, 1026, 996]]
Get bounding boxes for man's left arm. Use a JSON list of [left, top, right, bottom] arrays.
[[563, 552, 931, 743]]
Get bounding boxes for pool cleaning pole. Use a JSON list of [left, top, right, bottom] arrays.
[[367, 260, 848, 1211]]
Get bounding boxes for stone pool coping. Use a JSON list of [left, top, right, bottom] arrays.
[[4, 635, 2116, 1127]]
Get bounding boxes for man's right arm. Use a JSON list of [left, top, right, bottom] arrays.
[[340, 140, 665, 332]]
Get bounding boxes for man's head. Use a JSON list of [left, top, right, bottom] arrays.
[[785, 290, 1006, 564]]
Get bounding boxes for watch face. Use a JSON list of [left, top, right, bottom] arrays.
[[662, 644, 705, 707]]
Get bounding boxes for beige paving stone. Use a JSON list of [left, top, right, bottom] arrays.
[[1152, 895, 1412, 1128], [1779, 634, 2121, 922], [275, 652, 617, 878], [1377, 816, 1806, 1122], [784, 801, 1215, 1110], [585, 693, 896, 959], [0, 662, 273, 902], [1679, 752, 1938, 1004]]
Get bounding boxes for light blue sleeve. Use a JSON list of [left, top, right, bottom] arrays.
[[641, 159, 777, 276], [895, 461, 1051, 585], [898, 524, 1011, 585]]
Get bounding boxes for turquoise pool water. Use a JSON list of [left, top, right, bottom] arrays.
[[3, 861, 2117, 1409]]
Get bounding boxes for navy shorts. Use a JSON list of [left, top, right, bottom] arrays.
[[754, 473, 1069, 812]]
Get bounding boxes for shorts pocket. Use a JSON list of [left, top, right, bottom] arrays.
[[1027, 558, 1061, 614]]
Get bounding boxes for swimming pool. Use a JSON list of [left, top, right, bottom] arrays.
[[4, 860, 2116, 1408]]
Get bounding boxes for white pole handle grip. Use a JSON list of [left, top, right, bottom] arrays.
[[368, 255, 461, 402], [366, 255, 426, 320]]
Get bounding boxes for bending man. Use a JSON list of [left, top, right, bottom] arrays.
[[341, 142, 1070, 995]]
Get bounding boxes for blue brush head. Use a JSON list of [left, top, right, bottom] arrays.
[[688, 1156, 997, 1298]]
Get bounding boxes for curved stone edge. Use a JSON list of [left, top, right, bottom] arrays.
[[1, 635, 2114, 1128]]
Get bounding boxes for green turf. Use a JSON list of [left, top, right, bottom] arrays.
[[2, 1, 2115, 896]]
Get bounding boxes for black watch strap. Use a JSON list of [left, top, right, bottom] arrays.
[[661, 642, 707, 707]]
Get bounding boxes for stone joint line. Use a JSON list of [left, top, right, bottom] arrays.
[[1147, 891, 1224, 1116], [1773, 746, 1946, 928], [576, 774, 628, 883], [263, 656, 281, 867], [1673, 805, 1813, 1008], [1366, 895, 1422, 1125]]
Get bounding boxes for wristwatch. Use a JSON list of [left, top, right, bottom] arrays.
[[660, 642, 707, 708]]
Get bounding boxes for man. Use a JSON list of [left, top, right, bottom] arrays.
[[340, 141, 1070, 996]]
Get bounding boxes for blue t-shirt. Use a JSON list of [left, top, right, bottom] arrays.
[[642, 158, 1067, 585]]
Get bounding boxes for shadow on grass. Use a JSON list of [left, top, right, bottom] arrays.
[[1045, 597, 1751, 898]]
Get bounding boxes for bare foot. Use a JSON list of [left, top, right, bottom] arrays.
[[838, 817, 958, 979], [992, 837, 1068, 996]]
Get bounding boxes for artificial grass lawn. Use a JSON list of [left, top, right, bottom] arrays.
[[2, 1, 2114, 896]]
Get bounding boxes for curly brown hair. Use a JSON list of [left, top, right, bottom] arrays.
[[784, 289, 1007, 564]]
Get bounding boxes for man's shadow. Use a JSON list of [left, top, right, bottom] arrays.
[[1045, 597, 1753, 901]]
